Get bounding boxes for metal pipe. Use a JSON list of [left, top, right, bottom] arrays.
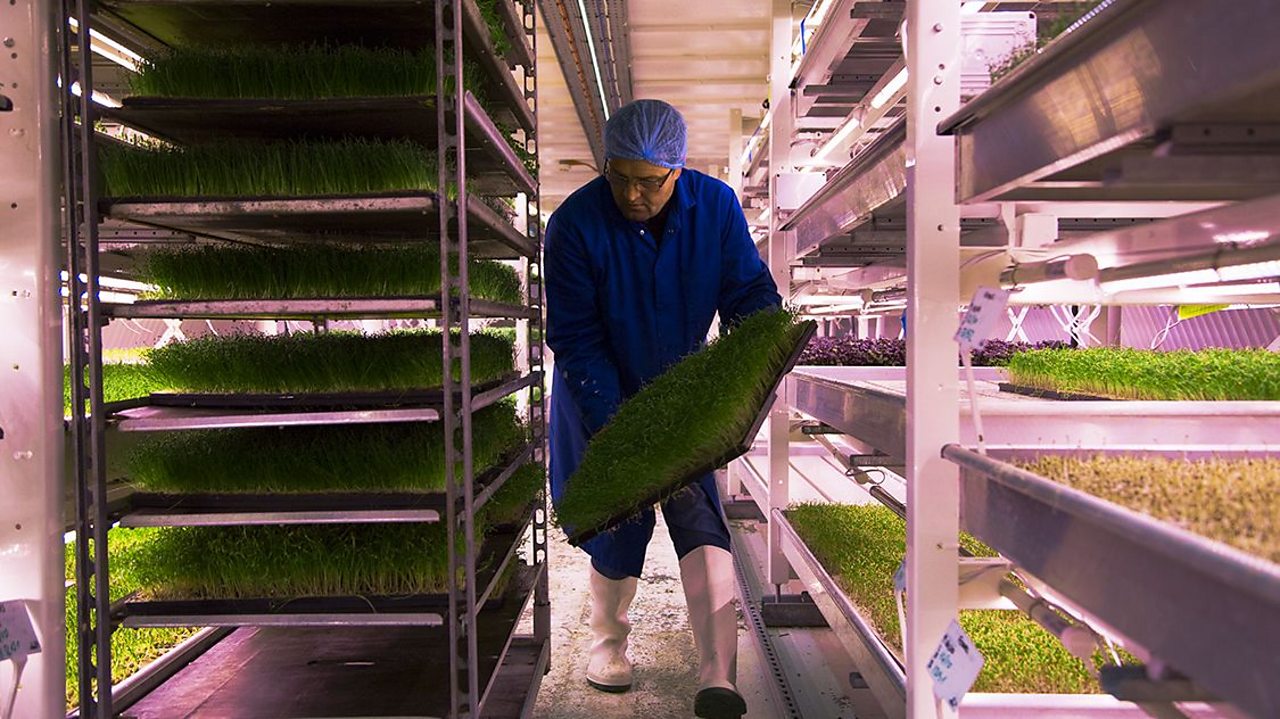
[[1097, 240, 1280, 291], [1000, 254, 1099, 286], [997, 578, 1099, 662]]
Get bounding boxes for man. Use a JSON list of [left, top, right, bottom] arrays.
[[545, 99, 781, 719]]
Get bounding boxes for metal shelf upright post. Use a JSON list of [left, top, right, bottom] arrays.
[[0, 0, 66, 716], [903, 2, 962, 717], [59, 0, 116, 712], [435, 1, 481, 712], [522, 0, 552, 668]]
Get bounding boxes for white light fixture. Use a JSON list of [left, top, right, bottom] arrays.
[[812, 114, 861, 163], [792, 293, 864, 306], [68, 17, 143, 71], [574, 0, 611, 121], [1098, 247, 1280, 293], [870, 68, 908, 110], [1212, 230, 1271, 245], [68, 81, 122, 108], [99, 276, 155, 293]]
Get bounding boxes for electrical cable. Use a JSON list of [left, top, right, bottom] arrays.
[[961, 347, 987, 456], [1150, 306, 1180, 350]]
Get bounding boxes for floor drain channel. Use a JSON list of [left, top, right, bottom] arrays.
[[733, 538, 804, 719]]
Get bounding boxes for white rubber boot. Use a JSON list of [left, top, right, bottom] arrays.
[[586, 568, 638, 692], [679, 545, 747, 719]]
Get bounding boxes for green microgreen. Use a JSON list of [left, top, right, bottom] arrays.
[[786, 503, 1106, 694], [1006, 347, 1280, 401], [130, 466, 543, 600], [99, 139, 440, 198], [137, 244, 522, 305], [64, 529, 199, 709], [1020, 455, 1280, 563], [128, 402, 526, 494], [140, 328, 515, 394]]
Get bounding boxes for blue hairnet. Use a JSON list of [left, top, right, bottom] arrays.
[[603, 99, 687, 169]]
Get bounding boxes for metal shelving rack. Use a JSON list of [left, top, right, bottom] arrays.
[[737, 2, 1280, 718], [56, 0, 548, 717]]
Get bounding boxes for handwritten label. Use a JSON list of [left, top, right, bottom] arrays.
[[0, 600, 41, 662], [927, 619, 983, 710], [954, 287, 1012, 351]]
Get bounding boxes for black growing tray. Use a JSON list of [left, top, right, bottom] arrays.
[[567, 321, 818, 546], [997, 382, 1116, 401]]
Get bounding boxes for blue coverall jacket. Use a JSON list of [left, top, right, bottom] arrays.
[[545, 168, 781, 577]]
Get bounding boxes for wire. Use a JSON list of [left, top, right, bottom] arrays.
[[1150, 306, 1180, 350], [961, 348, 987, 455]]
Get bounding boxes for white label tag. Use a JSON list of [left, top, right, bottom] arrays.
[[927, 618, 984, 710], [0, 600, 41, 662], [954, 287, 1012, 351], [893, 559, 906, 594]]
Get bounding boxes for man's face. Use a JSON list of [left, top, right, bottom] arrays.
[[605, 158, 682, 222]]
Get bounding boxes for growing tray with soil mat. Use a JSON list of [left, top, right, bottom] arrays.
[[117, 463, 544, 626], [558, 308, 816, 544], [1003, 346, 1280, 401], [121, 405, 537, 525], [785, 502, 1119, 695], [98, 139, 534, 257]]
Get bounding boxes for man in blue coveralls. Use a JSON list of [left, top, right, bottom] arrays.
[[545, 99, 781, 719]]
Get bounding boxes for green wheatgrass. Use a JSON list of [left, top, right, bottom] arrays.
[[556, 308, 815, 537], [65, 529, 198, 710], [63, 362, 161, 415], [475, 0, 513, 57], [131, 465, 543, 600], [785, 503, 1104, 694], [137, 244, 522, 305], [1019, 455, 1280, 563], [99, 138, 440, 198], [128, 402, 526, 494], [140, 328, 515, 394], [128, 44, 479, 101], [1005, 347, 1280, 401]]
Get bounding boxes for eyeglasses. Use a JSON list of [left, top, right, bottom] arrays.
[[603, 163, 675, 192]]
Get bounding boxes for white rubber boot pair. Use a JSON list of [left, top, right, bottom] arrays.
[[680, 546, 747, 719], [586, 568, 639, 692]]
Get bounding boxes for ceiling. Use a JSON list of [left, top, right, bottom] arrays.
[[534, 0, 782, 214]]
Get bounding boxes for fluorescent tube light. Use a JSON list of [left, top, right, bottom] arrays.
[[812, 114, 862, 162], [69, 81, 122, 108], [68, 17, 143, 72], [870, 68, 908, 109], [1099, 246, 1280, 293], [574, 0, 611, 121]]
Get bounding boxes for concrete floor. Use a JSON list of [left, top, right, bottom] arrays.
[[527, 512, 779, 719]]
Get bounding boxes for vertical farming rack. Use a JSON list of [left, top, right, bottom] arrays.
[[52, 0, 549, 717], [732, 1, 1280, 718]]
